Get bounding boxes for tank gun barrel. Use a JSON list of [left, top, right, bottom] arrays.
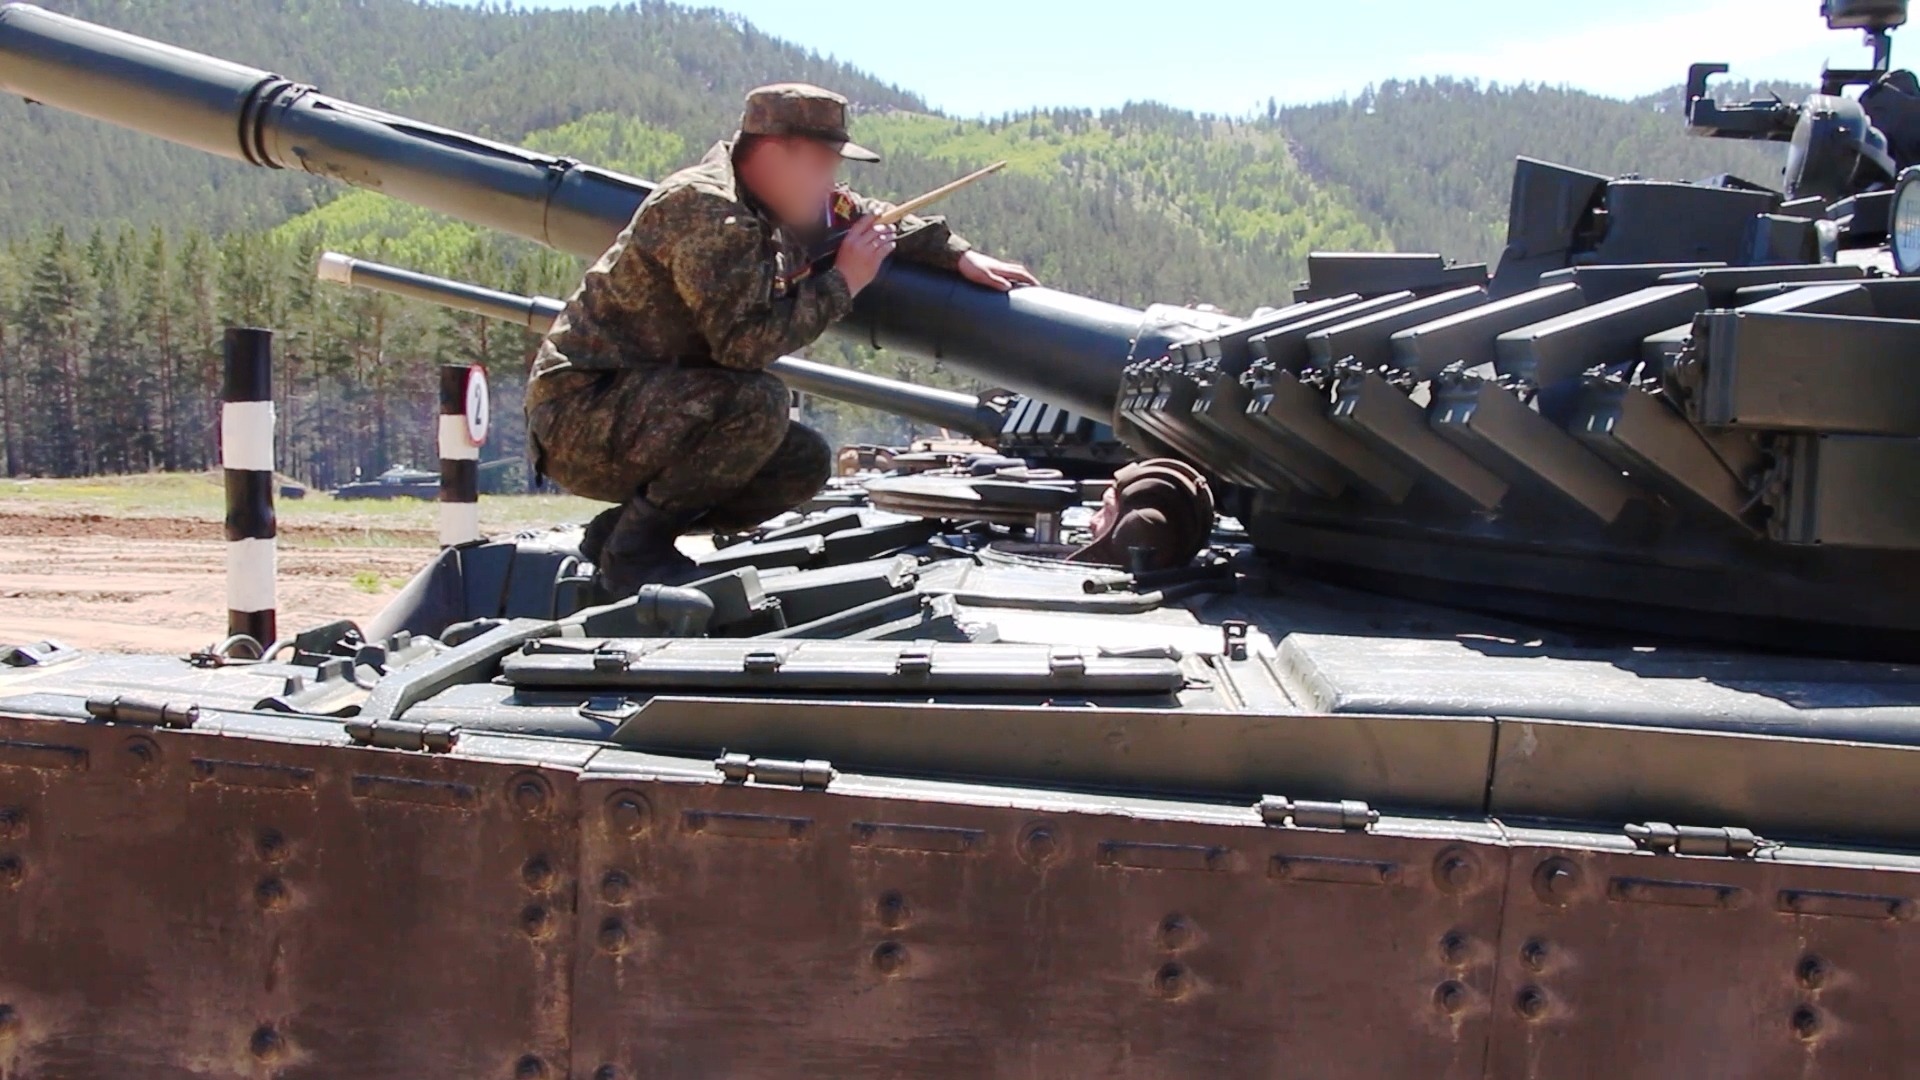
[[0, 3, 1178, 419], [317, 253, 566, 333], [314, 252, 1010, 442]]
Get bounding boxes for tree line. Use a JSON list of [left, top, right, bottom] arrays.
[[0, 217, 1004, 488], [0, 224, 569, 487]]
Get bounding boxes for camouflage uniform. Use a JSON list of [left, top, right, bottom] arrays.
[[527, 134, 972, 530]]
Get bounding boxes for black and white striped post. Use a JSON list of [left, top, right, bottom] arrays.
[[438, 364, 488, 547], [221, 327, 277, 646]]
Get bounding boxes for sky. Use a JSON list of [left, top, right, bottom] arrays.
[[486, 0, 1886, 117]]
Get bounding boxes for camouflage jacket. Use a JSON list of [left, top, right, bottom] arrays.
[[534, 141, 972, 376]]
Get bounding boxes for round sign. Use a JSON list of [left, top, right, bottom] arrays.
[[1894, 166, 1920, 276], [463, 365, 491, 447]]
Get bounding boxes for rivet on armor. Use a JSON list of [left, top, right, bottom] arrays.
[[249, 1024, 285, 1061], [605, 790, 652, 837], [1520, 939, 1549, 973], [1796, 954, 1830, 990], [1158, 913, 1194, 951], [1153, 961, 1193, 1000], [509, 773, 552, 817], [1434, 849, 1476, 892], [598, 917, 630, 955], [520, 856, 556, 893], [1532, 858, 1582, 904], [520, 905, 552, 940], [1792, 1005, 1823, 1040], [120, 735, 159, 776], [872, 941, 910, 977], [1019, 822, 1061, 867], [600, 869, 634, 905], [876, 890, 911, 930]]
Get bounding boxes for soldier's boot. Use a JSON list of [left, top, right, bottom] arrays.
[[577, 504, 623, 568], [596, 497, 700, 598]]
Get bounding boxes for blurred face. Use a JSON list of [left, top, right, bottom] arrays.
[[737, 136, 844, 230]]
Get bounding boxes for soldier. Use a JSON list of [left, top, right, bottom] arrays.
[[527, 83, 1039, 594]]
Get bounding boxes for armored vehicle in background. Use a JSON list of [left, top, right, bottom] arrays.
[[332, 464, 445, 500], [5, 2, 1920, 1076]]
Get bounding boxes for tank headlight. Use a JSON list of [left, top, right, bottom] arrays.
[[1892, 167, 1920, 275]]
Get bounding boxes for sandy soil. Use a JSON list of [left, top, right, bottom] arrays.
[[0, 510, 437, 653]]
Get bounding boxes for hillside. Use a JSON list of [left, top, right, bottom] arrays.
[[0, 0, 1823, 485], [0, 0, 924, 234], [1276, 78, 1796, 264]]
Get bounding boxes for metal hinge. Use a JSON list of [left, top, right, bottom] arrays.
[[345, 718, 458, 754], [1625, 822, 1766, 858], [578, 697, 642, 725], [84, 695, 200, 729], [1257, 795, 1378, 831], [743, 648, 786, 674], [715, 751, 835, 790], [591, 644, 631, 672]]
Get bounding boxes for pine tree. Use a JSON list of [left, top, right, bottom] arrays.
[[135, 228, 183, 470], [0, 242, 20, 477], [20, 228, 95, 476]]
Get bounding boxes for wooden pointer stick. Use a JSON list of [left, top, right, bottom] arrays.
[[875, 160, 1007, 225]]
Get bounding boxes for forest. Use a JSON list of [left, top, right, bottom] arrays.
[[0, 0, 1806, 486]]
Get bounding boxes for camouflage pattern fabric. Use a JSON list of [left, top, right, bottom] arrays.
[[528, 139, 972, 525], [739, 83, 880, 161], [526, 365, 829, 531]]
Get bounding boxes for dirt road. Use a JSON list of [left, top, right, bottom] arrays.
[[0, 511, 434, 653], [0, 474, 599, 654]]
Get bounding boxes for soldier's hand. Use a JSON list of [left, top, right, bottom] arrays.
[[958, 251, 1040, 292], [836, 217, 896, 296]]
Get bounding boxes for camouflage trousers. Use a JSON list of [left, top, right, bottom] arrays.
[[525, 363, 830, 531]]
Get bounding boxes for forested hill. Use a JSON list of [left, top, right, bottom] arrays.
[[0, 0, 1814, 484], [2, 2, 1799, 286], [0, 0, 924, 233]]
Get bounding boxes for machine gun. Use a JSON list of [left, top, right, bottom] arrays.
[[1687, 0, 1920, 199]]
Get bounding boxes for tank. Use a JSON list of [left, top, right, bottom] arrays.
[[5, 5, 1920, 1078]]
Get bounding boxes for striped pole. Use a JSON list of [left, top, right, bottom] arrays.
[[438, 364, 484, 547], [221, 327, 276, 646]]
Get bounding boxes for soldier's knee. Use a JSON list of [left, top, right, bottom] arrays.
[[728, 371, 791, 425], [786, 422, 832, 490]]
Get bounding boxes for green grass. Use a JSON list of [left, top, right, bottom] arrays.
[[2, 473, 606, 543]]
